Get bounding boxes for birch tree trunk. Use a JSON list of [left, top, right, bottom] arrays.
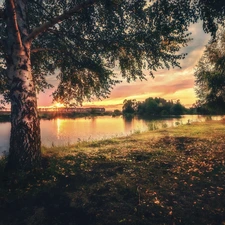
[[5, 0, 41, 171], [6, 44, 41, 171]]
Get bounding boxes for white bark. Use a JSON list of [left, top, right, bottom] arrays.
[[5, 0, 41, 171]]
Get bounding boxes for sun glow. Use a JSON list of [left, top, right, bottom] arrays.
[[53, 102, 65, 108]]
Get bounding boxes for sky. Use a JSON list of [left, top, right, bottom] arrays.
[[37, 22, 211, 110]]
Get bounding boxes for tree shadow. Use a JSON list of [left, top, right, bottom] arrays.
[[1, 137, 225, 225]]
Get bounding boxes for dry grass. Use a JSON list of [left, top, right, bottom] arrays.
[[0, 120, 225, 225]]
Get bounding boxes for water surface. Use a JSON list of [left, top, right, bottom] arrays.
[[0, 115, 223, 155]]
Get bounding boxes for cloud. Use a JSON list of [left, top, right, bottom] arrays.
[[37, 22, 211, 108], [102, 22, 211, 107]]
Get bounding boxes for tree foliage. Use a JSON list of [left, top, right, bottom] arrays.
[[192, 0, 225, 37], [194, 28, 225, 113], [0, 0, 225, 106], [0, 0, 197, 106], [122, 97, 186, 117], [122, 99, 137, 115], [0, 1, 225, 106]]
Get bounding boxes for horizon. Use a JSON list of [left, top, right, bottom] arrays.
[[0, 22, 209, 111], [37, 22, 211, 111]]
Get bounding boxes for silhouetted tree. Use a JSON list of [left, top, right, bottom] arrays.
[[170, 100, 186, 115], [144, 97, 158, 116], [195, 28, 225, 113], [133, 97, 186, 116], [112, 109, 122, 117], [122, 99, 137, 115]]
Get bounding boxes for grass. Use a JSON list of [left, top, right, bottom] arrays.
[[0, 120, 225, 225]]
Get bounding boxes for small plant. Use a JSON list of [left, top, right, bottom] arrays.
[[147, 121, 159, 131], [133, 129, 141, 134], [205, 115, 212, 121], [187, 119, 191, 125], [161, 122, 168, 128]]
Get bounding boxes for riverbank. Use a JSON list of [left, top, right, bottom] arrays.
[[0, 110, 115, 122], [0, 120, 225, 225]]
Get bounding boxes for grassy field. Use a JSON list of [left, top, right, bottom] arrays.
[[0, 120, 225, 225]]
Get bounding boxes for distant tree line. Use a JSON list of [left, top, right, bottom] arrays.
[[122, 97, 188, 117]]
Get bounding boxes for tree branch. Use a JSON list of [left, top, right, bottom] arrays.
[[8, 0, 22, 48], [26, 0, 98, 43]]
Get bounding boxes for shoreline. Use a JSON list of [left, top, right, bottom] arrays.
[[0, 111, 223, 122]]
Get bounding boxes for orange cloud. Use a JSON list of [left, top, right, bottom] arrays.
[[37, 22, 211, 109]]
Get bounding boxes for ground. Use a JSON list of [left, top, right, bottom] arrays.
[[0, 120, 225, 225]]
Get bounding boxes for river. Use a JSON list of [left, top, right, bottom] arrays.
[[0, 115, 223, 155]]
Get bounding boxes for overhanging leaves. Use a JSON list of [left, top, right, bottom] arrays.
[[1, 0, 225, 105]]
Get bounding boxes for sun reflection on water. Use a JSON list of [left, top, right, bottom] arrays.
[[56, 118, 62, 139]]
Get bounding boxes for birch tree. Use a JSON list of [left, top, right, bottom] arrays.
[[0, 0, 207, 171]]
